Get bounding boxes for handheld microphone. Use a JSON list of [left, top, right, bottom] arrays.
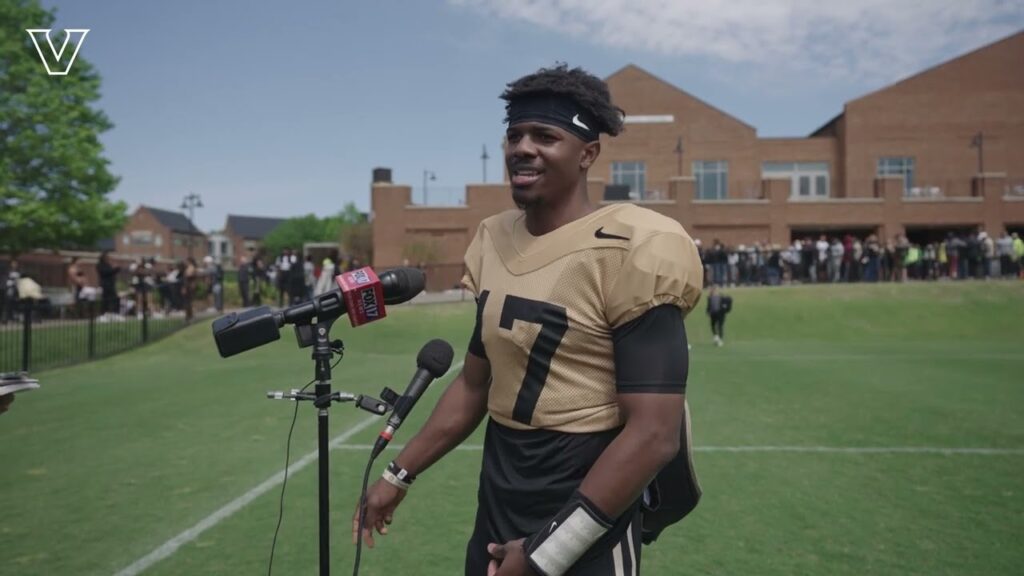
[[212, 267, 425, 358], [371, 339, 454, 459]]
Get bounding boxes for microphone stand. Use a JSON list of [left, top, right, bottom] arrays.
[[267, 316, 390, 576]]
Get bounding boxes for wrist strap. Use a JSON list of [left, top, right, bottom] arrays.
[[381, 461, 416, 491], [524, 491, 612, 576], [381, 469, 410, 491]]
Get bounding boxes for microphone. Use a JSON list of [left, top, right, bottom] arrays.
[[371, 339, 454, 459], [212, 267, 425, 358]]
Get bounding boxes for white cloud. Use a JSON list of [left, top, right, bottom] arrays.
[[450, 0, 1024, 82]]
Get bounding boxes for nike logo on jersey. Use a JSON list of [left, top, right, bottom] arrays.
[[595, 227, 630, 241], [549, 521, 559, 534], [572, 114, 589, 130]]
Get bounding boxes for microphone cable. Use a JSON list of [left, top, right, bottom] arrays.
[[266, 354, 344, 576], [352, 439, 382, 575]]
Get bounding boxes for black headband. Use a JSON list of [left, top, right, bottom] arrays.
[[507, 94, 599, 142]]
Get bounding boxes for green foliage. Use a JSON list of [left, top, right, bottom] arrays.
[[261, 202, 365, 258], [402, 238, 439, 265], [341, 220, 373, 264], [0, 0, 126, 255]]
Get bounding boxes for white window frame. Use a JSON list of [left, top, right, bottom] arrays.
[[877, 156, 915, 194], [763, 162, 830, 199], [611, 161, 646, 200], [694, 160, 729, 200]]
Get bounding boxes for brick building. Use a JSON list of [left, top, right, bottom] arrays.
[[372, 32, 1024, 290], [223, 215, 286, 266], [118, 205, 208, 262]]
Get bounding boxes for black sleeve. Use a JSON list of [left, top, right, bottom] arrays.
[[468, 290, 489, 359], [612, 304, 689, 394]]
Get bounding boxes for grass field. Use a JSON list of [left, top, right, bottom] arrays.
[[1, 282, 1022, 576]]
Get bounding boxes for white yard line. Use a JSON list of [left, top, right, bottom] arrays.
[[113, 361, 463, 576]]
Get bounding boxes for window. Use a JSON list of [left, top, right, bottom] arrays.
[[877, 157, 915, 192], [763, 161, 830, 199], [612, 161, 646, 199], [694, 160, 728, 200]]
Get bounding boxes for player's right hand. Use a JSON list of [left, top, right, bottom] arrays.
[[352, 478, 407, 548]]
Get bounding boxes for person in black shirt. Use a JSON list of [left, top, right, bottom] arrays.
[[97, 251, 120, 316], [706, 285, 733, 347]]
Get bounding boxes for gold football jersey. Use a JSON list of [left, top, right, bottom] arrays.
[[462, 203, 703, 433]]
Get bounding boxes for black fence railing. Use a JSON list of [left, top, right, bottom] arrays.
[[0, 295, 193, 373]]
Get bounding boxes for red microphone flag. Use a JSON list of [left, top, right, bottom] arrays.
[[335, 267, 387, 327]]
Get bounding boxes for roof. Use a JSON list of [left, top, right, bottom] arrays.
[[144, 206, 203, 235], [225, 215, 287, 239], [809, 30, 1023, 136], [606, 64, 757, 132], [847, 30, 1023, 107]]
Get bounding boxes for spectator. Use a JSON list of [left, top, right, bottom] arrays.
[[205, 256, 224, 313], [815, 235, 829, 282], [1013, 233, 1024, 279], [252, 256, 266, 306], [304, 255, 315, 300], [863, 235, 881, 282], [97, 251, 120, 317], [981, 232, 997, 278], [996, 232, 1013, 279], [850, 237, 863, 282], [828, 237, 844, 283], [950, 234, 968, 279], [894, 235, 909, 282], [922, 243, 937, 280], [800, 238, 814, 282], [67, 257, 87, 302], [276, 248, 294, 307], [3, 259, 20, 323], [183, 258, 197, 321], [314, 257, 336, 296], [706, 285, 733, 347], [129, 258, 150, 317], [238, 255, 252, 308], [726, 248, 739, 287]]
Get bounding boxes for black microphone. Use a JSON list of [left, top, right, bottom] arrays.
[[371, 339, 454, 459], [212, 267, 426, 358]]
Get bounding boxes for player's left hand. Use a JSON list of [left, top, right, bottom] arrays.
[[486, 539, 537, 576]]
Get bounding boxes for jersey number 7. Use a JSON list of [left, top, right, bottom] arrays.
[[483, 290, 569, 425]]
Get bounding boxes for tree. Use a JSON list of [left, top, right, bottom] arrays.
[[0, 1, 126, 256], [262, 203, 366, 258], [341, 221, 372, 265]]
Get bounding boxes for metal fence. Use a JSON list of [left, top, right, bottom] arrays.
[[0, 294, 192, 373]]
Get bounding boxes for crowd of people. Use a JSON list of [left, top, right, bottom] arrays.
[[0, 247, 370, 325], [697, 231, 1024, 287]]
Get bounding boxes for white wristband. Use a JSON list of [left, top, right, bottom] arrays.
[[381, 469, 411, 491]]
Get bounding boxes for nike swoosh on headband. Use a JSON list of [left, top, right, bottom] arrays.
[[572, 114, 590, 131]]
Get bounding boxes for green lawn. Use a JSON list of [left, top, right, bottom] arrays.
[[1, 282, 1022, 576]]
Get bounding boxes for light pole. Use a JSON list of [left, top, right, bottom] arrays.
[[674, 136, 684, 177], [180, 193, 203, 259], [422, 170, 436, 205], [481, 145, 490, 183], [970, 132, 985, 196]]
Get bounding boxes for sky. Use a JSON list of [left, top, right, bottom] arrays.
[[33, 0, 1024, 232]]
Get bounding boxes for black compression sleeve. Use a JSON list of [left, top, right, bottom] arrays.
[[612, 304, 689, 393], [468, 291, 489, 359]]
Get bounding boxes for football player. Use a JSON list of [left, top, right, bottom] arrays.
[[354, 64, 703, 576]]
